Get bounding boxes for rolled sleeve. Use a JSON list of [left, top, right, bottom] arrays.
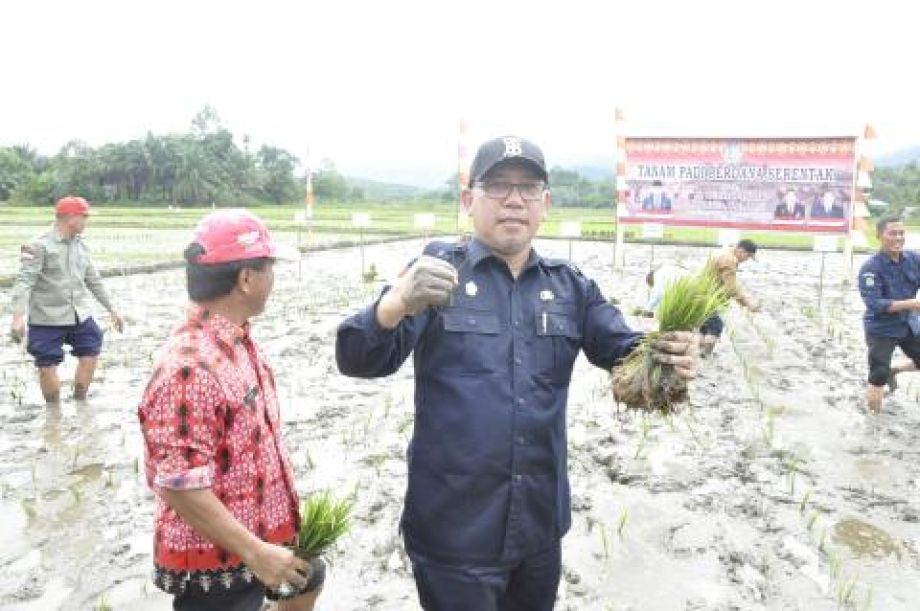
[[869, 298, 893, 316], [10, 242, 45, 316], [140, 366, 221, 491], [155, 464, 214, 490]]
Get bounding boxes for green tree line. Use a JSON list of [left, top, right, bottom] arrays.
[[0, 105, 619, 208], [0, 106, 362, 206], [546, 167, 615, 208], [872, 163, 920, 217]]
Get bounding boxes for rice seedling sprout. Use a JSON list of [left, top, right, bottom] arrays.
[[837, 576, 857, 607], [861, 584, 873, 611], [599, 522, 610, 559], [94, 591, 112, 611], [294, 490, 353, 559], [829, 552, 841, 580], [617, 508, 629, 538], [800, 489, 812, 514]]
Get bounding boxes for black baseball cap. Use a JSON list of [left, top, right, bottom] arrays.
[[468, 136, 548, 187], [738, 238, 757, 259]]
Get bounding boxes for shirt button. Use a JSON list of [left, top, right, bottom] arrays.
[[516, 436, 526, 445], [514, 357, 522, 365], [517, 397, 525, 405], [513, 320, 520, 327], [513, 474, 523, 483]]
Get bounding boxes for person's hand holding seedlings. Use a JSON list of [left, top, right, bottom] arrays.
[[650, 331, 700, 379]]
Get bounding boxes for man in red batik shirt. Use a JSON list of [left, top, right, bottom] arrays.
[[138, 209, 321, 610]]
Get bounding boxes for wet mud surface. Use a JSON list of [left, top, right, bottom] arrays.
[[1, 239, 918, 610]]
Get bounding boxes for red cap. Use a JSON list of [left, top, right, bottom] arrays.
[[192, 209, 281, 265], [55, 196, 91, 216]]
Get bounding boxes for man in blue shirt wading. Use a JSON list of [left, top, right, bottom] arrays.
[[858, 215, 920, 412], [336, 136, 699, 610]]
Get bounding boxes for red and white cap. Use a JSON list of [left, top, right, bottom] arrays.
[[55, 196, 91, 216], [191, 209, 295, 265]]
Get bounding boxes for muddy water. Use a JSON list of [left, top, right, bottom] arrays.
[[1, 239, 918, 610]]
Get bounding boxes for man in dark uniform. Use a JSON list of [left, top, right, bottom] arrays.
[[858, 215, 920, 412], [336, 136, 698, 610]]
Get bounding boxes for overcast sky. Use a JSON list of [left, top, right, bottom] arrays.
[[2, 0, 916, 186]]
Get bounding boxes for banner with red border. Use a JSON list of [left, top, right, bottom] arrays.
[[619, 137, 856, 233]]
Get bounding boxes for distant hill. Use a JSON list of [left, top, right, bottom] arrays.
[[340, 163, 449, 190], [344, 162, 615, 194], [876, 146, 920, 167], [341, 147, 919, 196], [346, 176, 427, 201], [565, 164, 614, 181]]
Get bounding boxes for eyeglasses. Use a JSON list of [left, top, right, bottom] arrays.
[[473, 181, 546, 201]]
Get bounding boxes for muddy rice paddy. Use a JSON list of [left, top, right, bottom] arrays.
[[1, 238, 918, 610]]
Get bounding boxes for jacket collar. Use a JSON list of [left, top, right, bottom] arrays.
[[467, 236, 540, 273]]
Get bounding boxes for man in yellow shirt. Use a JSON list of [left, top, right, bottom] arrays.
[[701, 239, 759, 356]]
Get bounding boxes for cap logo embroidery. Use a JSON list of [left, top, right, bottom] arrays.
[[503, 137, 522, 157], [237, 231, 260, 246]]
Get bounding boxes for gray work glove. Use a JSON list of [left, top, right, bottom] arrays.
[[392, 255, 458, 315]]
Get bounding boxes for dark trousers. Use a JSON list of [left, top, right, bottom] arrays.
[[27, 316, 103, 367], [866, 333, 920, 386], [172, 580, 265, 611], [408, 541, 561, 611]]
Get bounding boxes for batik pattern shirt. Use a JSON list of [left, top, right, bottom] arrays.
[[138, 305, 299, 594]]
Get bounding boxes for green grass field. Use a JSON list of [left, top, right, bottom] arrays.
[[0, 200, 878, 244], [0, 202, 403, 278], [0, 202, 460, 234], [0, 201, 879, 278]]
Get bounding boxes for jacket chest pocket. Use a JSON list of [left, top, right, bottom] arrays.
[[534, 307, 582, 385], [440, 309, 502, 373], [42, 251, 60, 270]]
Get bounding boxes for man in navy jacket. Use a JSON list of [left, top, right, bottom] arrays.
[[858, 215, 920, 411], [336, 136, 699, 610]]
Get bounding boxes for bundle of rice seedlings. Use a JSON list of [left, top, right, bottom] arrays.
[[294, 490, 353, 559], [612, 268, 728, 412], [282, 490, 353, 593]]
